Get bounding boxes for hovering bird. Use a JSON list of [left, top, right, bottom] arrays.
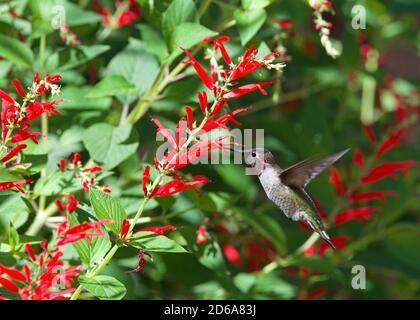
[[235, 148, 349, 249]]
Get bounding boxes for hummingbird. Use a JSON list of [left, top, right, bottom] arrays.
[[236, 148, 349, 249]]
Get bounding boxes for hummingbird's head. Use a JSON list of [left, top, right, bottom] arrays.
[[243, 148, 275, 171]]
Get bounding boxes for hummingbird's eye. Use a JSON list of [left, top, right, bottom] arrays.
[[251, 152, 256, 157]]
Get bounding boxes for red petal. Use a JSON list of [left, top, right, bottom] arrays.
[[375, 128, 407, 158], [139, 225, 176, 236], [0, 89, 15, 104], [353, 149, 365, 167], [12, 79, 26, 98], [225, 81, 275, 99], [151, 117, 177, 149], [222, 243, 242, 266], [361, 161, 418, 184], [328, 167, 344, 195], [1, 144, 27, 162], [180, 47, 213, 90], [198, 91, 208, 114], [0, 264, 26, 282], [25, 243, 36, 262], [349, 190, 396, 203], [185, 106, 193, 131], [362, 124, 376, 144], [142, 166, 150, 196], [333, 207, 377, 225], [0, 276, 19, 293]]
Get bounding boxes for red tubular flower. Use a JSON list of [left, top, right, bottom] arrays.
[[202, 108, 247, 132], [83, 166, 103, 173], [375, 128, 407, 158], [198, 91, 208, 114], [116, 3, 141, 27], [349, 190, 396, 203], [25, 244, 36, 261], [46, 74, 62, 84], [361, 161, 417, 184], [55, 198, 66, 212], [211, 99, 228, 116], [129, 250, 152, 273], [0, 264, 26, 282], [22, 100, 61, 122], [353, 149, 365, 167], [223, 243, 242, 266], [175, 117, 187, 146], [214, 36, 232, 65], [333, 206, 377, 225], [139, 225, 176, 236], [328, 167, 344, 195], [0, 89, 15, 104], [0, 276, 20, 293], [0, 179, 31, 192], [10, 124, 43, 144], [58, 158, 66, 170], [151, 176, 209, 197], [278, 19, 293, 30], [67, 195, 78, 213], [196, 225, 209, 244], [180, 47, 214, 90], [1, 144, 27, 162], [142, 166, 150, 196], [362, 124, 376, 144], [56, 219, 113, 246], [224, 81, 275, 99], [185, 106, 193, 130], [120, 219, 130, 240], [12, 79, 26, 98], [151, 117, 177, 149]]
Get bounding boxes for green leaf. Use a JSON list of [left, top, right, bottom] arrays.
[[138, 24, 168, 61], [0, 195, 30, 229], [47, 45, 110, 71], [254, 272, 296, 299], [69, 213, 112, 267], [107, 39, 160, 102], [30, 0, 54, 37], [195, 240, 226, 273], [167, 22, 217, 60], [79, 275, 126, 300], [89, 189, 127, 234], [55, 0, 101, 26], [0, 35, 34, 68], [33, 170, 80, 196], [385, 230, 420, 274], [59, 86, 112, 110], [85, 75, 137, 98], [162, 0, 198, 38], [234, 8, 267, 45], [83, 123, 138, 170], [131, 231, 188, 253]]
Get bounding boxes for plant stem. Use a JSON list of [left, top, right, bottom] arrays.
[[26, 202, 57, 236], [36, 34, 49, 233]]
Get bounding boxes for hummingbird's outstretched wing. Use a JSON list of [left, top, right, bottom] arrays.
[[280, 149, 350, 188]]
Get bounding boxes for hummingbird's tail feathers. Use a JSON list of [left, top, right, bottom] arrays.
[[306, 218, 336, 250], [280, 148, 350, 189], [320, 230, 336, 250]]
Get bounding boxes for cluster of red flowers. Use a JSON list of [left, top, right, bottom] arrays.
[[0, 241, 81, 300], [142, 37, 282, 198], [93, 0, 141, 28], [57, 152, 110, 193], [0, 73, 62, 192]]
